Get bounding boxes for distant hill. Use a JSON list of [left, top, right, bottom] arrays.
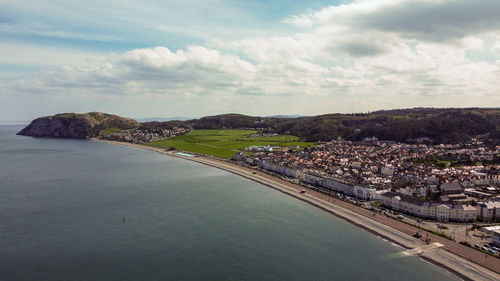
[[284, 108, 500, 144], [265, 114, 303, 119], [17, 112, 139, 138], [183, 108, 500, 145], [19, 108, 500, 144], [138, 120, 191, 131], [135, 117, 193, 122]]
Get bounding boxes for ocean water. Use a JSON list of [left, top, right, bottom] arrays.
[[0, 125, 458, 281]]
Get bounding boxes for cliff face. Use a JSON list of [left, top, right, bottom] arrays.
[[18, 112, 139, 138]]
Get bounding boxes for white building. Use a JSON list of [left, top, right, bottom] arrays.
[[379, 192, 477, 222], [481, 225, 500, 234], [353, 185, 384, 201], [477, 201, 500, 221], [244, 145, 273, 152], [381, 165, 395, 177], [492, 229, 500, 247]]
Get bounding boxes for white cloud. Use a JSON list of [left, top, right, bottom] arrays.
[[8, 46, 257, 96], [3, 0, 500, 119], [308, 0, 500, 43], [463, 37, 484, 50], [0, 22, 119, 42], [0, 41, 105, 67], [282, 15, 314, 28], [493, 41, 500, 54]]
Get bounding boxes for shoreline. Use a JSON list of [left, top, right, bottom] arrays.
[[94, 139, 500, 281]]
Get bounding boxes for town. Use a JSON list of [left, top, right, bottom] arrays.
[[233, 138, 500, 222], [99, 127, 189, 144], [231, 137, 500, 252]]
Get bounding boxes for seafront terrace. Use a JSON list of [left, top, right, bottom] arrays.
[[242, 139, 499, 189], [232, 138, 499, 224]]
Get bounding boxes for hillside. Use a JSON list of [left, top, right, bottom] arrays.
[[19, 108, 500, 144], [184, 108, 500, 144], [17, 112, 139, 138]]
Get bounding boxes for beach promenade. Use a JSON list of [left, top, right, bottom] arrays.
[[96, 139, 500, 281]]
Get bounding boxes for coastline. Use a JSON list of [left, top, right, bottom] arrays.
[[94, 139, 500, 281]]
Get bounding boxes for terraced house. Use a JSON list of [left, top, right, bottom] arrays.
[[379, 192, 477, 222]]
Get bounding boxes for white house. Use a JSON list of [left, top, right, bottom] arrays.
[[379, 192, 477, 222], [436, 204, 451, 222], [477, 201, 500, 221], [492, 229, 500, 247], [381, 165, 395, 177]]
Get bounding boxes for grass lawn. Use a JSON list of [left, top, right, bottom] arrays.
[[146, 129, 314, 159]]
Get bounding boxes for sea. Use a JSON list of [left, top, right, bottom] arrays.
[[0, 125, 459, 281]]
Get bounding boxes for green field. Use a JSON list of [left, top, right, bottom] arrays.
[[146, 129, 314, 159]]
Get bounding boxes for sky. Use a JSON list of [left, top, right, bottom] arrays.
[[1, 0, 500, 121]]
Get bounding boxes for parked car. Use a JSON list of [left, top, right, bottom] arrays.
[[397, 215, 404, 219]]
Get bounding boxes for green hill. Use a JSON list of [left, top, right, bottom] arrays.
[[19, 108, 500, 144], [186, 108, 500, 144], [18, 112, 139, 138]]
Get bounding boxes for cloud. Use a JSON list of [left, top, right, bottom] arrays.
[[336, 40, 387, 57], [309, 0, 500, 43], [247, 0, 500, 61], [8, 46, 257, 96], [282, 15, 314, 28], [3, 0, 500, 119], [0, 41, 104, 67], [0, 22, 119, 42], [493, 41, 500, 54]]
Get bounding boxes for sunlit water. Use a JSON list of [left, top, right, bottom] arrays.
[[0, 125, 458, 280]]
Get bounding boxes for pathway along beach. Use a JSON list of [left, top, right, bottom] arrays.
[[95, 139, 500, 281]]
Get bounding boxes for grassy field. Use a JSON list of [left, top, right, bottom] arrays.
[[146, 129, 314, 159]]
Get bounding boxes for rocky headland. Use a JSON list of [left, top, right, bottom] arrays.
[[17, 112, 139, 138]]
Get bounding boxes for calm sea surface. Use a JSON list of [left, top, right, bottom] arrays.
[[0, 125, 458, 281]]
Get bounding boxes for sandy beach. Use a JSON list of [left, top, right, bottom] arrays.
[[94, 139, 500, 281]]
